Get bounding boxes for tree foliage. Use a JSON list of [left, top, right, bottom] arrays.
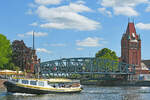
[[0, 34, 12, 69], [95, 48, 119, 71], [96, 48, 118, 61]]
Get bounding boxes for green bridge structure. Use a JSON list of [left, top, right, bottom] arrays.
[[38, 57, 136, 80]]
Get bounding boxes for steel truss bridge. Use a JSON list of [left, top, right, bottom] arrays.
[[38, 57, 135, 79]]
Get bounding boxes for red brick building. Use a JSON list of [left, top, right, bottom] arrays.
[[121, 22, 149, 74], [12, 40, 40, 73]]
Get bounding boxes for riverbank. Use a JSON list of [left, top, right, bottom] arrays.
[[0, 79, 6, 89], [81, 80, 150, 86]]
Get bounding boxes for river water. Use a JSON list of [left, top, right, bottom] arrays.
[[0, 86, 150, 100]]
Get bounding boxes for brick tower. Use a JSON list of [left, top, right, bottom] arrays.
[[121, 22, 141, 73]]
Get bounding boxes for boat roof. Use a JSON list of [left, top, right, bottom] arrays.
[[0, 70, 23, 75], [12, 77, 73, 83], [47, 78, 72, 83]]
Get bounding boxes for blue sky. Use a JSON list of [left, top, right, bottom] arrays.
[[1, 0, 150, 61]]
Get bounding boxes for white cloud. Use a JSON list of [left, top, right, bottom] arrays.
[[98, 8, 112, 17], [36, 48, 52, 54], [26, 31, 48, 37], [101, 0, 148, 7], [100, 0, 148, 16], [145, 6, 150, 12], [69, 3, 93, 12], [136, 22, 150, 30], [44, 43, 66, 47], [17, 34, 25, 38], [28, 3, 37, 8], [30, 22, 38, 26], [76, 37, 104, 47], [76, 48, 84, 50], [36, 3, 100, 31], [17, 31, 48, 38], [50, 43, 66, 47], [26, 9, 33, 15], [35, 0, 62, 5], [40, 23, 66, 29], [76, 0, 85, 4], [114, 6, 138, 16]]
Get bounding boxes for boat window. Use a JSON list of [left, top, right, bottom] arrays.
[[30, 81, 37, 85], [48, 83, 58, 88], [38, 81, 44, 86], [16, 79, 19, 82], [12, 79, 18, 82], [22, 80, 29, 84]]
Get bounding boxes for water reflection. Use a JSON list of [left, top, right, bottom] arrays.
[[1, 86, 150, 100], [121, 87, 150, 100], [122, 93, 141, 100]]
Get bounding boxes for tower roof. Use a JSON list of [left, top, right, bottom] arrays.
[[125, 22, 138, 40], [126, 22, 136, 34]]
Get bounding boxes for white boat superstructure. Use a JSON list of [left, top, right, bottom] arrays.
[[4, 77, 82, 94]]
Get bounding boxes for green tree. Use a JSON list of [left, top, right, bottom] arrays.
[[95, 48, 119, 71], [0, 34, 12, 69], [96, 48, 118, 60]]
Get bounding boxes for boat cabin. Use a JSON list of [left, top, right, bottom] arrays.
[[11, 78, 47, 87], [10, 78, 81, 88]]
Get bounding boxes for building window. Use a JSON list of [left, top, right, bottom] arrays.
[[130, 43, 137, 49], [132, 33, 136, 39]]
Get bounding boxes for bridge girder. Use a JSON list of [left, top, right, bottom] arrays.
[[37, 57, 135, 77]]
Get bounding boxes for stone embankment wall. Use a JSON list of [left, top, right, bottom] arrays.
[[81, 80, 150, 86]]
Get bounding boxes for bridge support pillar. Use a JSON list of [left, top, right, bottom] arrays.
[[127, 74, 134, 81]]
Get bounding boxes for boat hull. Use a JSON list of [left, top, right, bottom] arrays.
[[4, 81, 82, 94]]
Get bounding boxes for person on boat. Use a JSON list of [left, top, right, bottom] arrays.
[[53, 84, 56, 88]]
